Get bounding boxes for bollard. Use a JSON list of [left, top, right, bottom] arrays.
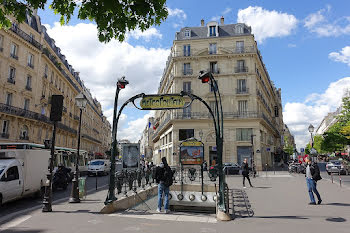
[[95, 171, 98, 190], [331, 172, 333, 183], [339, 171, 342, 187], [265, 163, 268, 177]]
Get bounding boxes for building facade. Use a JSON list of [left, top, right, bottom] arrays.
[[0, 11, 111, 155], [152, 18, 284, 170], [139, 117, 155, 161]]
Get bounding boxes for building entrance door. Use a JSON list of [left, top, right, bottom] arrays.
[[237, 146, 252, 166], [209, 146, 217, 165]]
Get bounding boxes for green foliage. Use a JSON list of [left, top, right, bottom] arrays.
[[283, 136, 294, 155], [0, 0, 168, 42]]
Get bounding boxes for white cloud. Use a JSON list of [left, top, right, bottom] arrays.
[[211, 8, 232, 23], [223, 8, 232, 15], [329, 46, 350, 66], [45, 23, 170, 141], [288, 43, 297, 48], [237, 6, 298, 43], [283, 77, 350, 149], [118, 113, 154, 142], [128, 27, 162, 41], [304, 6, 350, 37], [167, 7, 187, 20]]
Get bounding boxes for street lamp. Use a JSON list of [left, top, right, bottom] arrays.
[[198, 71, 229, 220], [251, 134, 256, 178], [308, 124, 315, 160], [105, 76, 129, 204], [69, 93, 87, 203]]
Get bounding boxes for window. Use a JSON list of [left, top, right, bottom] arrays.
[[274, 106, 279, 117], [44, 64, 48, 78], [237, 79, 247, 93], [183, 82, 191, 92], [236, 41, 244, 53], [27, 53, 34, 68], [8, 66, 16, 83], [24, 99, 30, 110], [209, 26, 216, 36], [29, 33, 35, 41], [169, 132, 172, 143], [238, 100, 248, 114], [51, 71, 54, 83], [6, 166, 19, 181], [210, 61, 218, 74], [2, 120, 9, 134], [42, 84, 46, 97], [37, 128, 42, 140], [183, 44, 191, 56], [235, 60, 247, 73], [183, 63, 192, 75], [236, 25, 244, 34], [10, 43, 18, 59], [20, 125, 29, 140], [26, 75, 32, 90], [179, 129, 194, 141], [6, 93, 13, 106], [184, 29, 191, 38], [183, 102, 191, 118], [236, 128, 252, 141], [0, 35, 3, 50], [209, 43, 217, 54], [41, 106, 45, 115]]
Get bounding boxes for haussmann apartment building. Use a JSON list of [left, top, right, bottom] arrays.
[[152, 17, 285, 170], [0, 11, 111, 157]]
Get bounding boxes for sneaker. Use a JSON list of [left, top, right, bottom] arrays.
[[156, 208, 161, 213], [165, 209, 170, 214], [318, 200, 322, 205], [243, 186, 246, 189], [250, 185, 254, 188], [308, 202, 316, 205]]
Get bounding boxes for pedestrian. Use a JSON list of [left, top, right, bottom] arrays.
[[305, 157, 322, 205], [242, 158, 253, 188], [155, 157, 173, 213]]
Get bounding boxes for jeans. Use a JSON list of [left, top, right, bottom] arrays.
[[243, 175, 252, 187], [306, 178, 321, 203], [158, 183, 169, 210]]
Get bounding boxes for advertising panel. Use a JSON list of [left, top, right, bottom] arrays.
[[180, 140, 204, 165], [121, 143, 140, 169]]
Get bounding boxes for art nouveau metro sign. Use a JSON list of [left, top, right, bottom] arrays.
[[140, 94, 186, 110]]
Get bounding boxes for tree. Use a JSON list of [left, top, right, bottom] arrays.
[[283, 136, 294, 155], [0, 0, 168, 42], [321, 123, 349, 152]]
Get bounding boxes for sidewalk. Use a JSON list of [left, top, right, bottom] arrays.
[[1, 172, 350, 233]]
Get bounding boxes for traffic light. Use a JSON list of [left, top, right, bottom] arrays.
[[117, 76, 129, 89], [198, 71, 210, 83]]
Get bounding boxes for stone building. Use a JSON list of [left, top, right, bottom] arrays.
[[0, 11, 111, 155], [152, 18, 284, 170]]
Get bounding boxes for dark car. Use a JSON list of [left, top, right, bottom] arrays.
[[223, 163, 241, 175]]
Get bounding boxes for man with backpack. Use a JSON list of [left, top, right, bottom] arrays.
[[155, 157, 173, 213]]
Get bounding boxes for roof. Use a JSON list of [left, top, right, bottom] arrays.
[[176, 23, 252, 40]]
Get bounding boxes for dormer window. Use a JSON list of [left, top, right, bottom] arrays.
[[209, 26, 216, 36], [236, 25, 244, 34], [184, 29, 191, 38]]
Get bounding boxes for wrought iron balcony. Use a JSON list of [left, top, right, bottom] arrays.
[[236, 88, 249, 94], [1, 133, 9, 139], [183, 68, 193, 75], [234, 66, 248, 73], [7, 78, 15, 84], [25, 85, 32, 91], [19, 135, 29, 140], [10, 53, 18, 60], [10, 24, 42, 50]]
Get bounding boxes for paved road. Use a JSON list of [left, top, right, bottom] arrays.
[[0, 174, 109, 218]]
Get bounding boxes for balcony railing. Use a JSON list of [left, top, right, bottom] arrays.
[[173, 46, 257, 58], [7, 78, 15, 84], [27, 63, 34, 69], [183, 69, 193, 75], [25, 85, 32, 91], [10, 53, 18, 60], [0, 103, 77, 135], [234, 66, 248, 73], [182, 89, 193, 94], [10, 24, 42, 50], [1, 133, 9, 139], [82, 134, 101, 144], [236, 88, 249, 94]]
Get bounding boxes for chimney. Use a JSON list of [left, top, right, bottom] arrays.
[[201, 19, 204, 26], [220, 16, 224, 25]]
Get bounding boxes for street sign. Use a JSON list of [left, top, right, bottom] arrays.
[[300, 148, 305, 152], [140, 94, 185, 110], [267, 148, 270, 152]]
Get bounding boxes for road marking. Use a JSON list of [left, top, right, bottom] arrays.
[[0, 183, 109, 225], [0, 215, 31, 230]]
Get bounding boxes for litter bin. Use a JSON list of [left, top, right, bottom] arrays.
[[79, 177, 87, 199]]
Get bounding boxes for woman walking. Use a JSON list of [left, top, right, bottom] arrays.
[[242, 158, 253, 188]]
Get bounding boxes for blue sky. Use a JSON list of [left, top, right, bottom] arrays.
[[38, 0, 350, 149]]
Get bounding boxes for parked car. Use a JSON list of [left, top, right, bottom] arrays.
[[223, 163, 241, 175], [326, 160, 348, 175], [88, 159, 110, 176]]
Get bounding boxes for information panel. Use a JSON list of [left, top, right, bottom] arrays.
[[121, 143, 140, 169], [180, 140, 204, 165]]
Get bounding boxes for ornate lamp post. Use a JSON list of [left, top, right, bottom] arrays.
[[69, 93, 87, 203], [308, 124, 315, 160], [105, 76, 129, 204], [198, 71, 229, 220]]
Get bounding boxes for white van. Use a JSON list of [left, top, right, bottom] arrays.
[[0, 146, 49, 205], [88, 159, 110, 176]]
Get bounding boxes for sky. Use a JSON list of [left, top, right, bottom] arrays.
[[37, 0, 350, 150]]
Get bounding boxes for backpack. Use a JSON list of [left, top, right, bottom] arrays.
[[163, 167, 174, 187]]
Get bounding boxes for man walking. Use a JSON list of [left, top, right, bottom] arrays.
[[242, 158, 253, 188], [305, 157, 322, 205], [155, 157, 173, 213]]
